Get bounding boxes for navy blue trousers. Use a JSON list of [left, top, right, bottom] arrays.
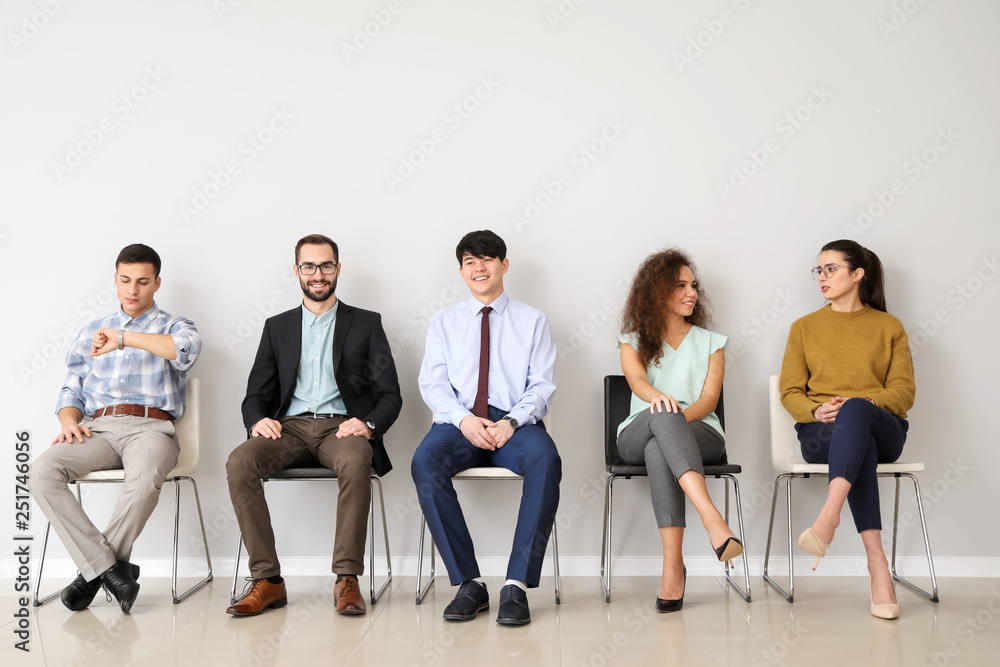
[[796, 397, 908, 532], [411, 406, 561, 587]]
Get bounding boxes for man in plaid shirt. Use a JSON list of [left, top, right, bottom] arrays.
[[31, 244, 202, 614]]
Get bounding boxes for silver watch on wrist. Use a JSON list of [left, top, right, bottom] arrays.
[[117, 329, 125, 351], [502, 416, 519, 430]]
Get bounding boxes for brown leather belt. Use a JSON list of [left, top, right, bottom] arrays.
[[92, 405, 175, 422]]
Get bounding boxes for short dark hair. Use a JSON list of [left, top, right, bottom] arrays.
[[455, 230, 506, 265], [295, 234, 339, 264], [116, 244, 161, 277]]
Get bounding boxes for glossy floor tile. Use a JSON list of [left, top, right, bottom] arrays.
[[3, 575, 999, 665]]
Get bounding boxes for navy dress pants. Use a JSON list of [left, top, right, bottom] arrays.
[[796, 397, 908, 532], [411, 406, 561, 587]]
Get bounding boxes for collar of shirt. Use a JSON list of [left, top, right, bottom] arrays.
[[465, 291, 508, 315], [115, 302, 161, 329], [301, 299, 338, 326]]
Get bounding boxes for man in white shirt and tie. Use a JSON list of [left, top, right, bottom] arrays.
[[412, 229, 561, 626]]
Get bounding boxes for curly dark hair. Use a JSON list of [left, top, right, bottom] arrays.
[[621, 248, 712, 368]]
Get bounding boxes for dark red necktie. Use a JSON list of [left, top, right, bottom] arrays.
[[473, 306, 493, 418]]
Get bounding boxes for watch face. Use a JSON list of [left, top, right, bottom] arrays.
[[366, 421, 376, 431], [506, 417, 518, 429]]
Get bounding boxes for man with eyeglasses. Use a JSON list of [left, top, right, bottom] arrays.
[[31, 243, 202, 614], [226, 234, 402, 616]]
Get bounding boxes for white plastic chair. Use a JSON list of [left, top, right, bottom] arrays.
[[762, 375, 938, 603], [34, 378, 213, 605]]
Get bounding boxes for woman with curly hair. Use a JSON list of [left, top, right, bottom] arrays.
[[616, 248, 743, 612], [780, 239, 914, 620]]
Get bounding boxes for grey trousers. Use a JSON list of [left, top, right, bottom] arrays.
[[617, 409, 725, 528], [31, 415, 179, 581]]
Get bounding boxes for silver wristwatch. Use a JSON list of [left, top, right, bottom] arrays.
[[117, 329, 125, 350]]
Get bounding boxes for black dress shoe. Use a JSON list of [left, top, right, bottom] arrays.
[[496, 584, 531, 626], [655, 566, 686, 613], [443, 580, 489, 621], [62, 563, 140, 612], [99, 561, 141, 614]]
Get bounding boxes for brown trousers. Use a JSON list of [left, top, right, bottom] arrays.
[[226, 416, 373, 578]]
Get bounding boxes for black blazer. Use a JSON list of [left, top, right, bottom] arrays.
[[241, 301, 402, 476]]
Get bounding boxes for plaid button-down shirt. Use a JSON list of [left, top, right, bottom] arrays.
[[55, 303, 202, 420]]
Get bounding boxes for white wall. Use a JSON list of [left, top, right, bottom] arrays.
[[2, 0, 998, 580]]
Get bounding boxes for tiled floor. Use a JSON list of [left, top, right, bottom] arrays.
[[4, 575, 999, 666]]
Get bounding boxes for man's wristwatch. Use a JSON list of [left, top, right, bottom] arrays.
[[365, 420, 377, 438], [117, 329, 125, 350], [501, 416, 518, 430]]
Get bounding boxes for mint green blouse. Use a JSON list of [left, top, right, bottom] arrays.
[[616, 326, 728, 438]]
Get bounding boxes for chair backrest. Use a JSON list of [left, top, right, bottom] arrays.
[[173, 377, 200, 472], [604, 374, 727, 467], [768, 374, 806, 470]]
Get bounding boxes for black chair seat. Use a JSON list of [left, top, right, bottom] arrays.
[[264, 467, 339, 480], [602, 374, 751, 602], [606, 463, 742, 476]]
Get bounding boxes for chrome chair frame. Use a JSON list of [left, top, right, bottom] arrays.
[[762, 374, 939, 603]]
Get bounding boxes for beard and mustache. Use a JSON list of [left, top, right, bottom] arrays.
[[299, 274, 338, 302]]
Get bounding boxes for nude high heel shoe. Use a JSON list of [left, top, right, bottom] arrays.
[[870, 575, 899, 620], [797, 528, 832, 571]]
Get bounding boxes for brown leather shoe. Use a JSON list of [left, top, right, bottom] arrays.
[[226, 579, 287, 616], [334, 575, 366, 615]]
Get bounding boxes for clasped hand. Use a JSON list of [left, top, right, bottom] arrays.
[[460, 415, 513, 451]]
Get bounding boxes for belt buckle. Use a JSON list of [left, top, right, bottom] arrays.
[[110, 405, 126, 417]]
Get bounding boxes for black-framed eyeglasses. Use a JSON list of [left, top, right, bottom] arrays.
[[297, 263, 339, 275], [811, 264, 844, 280]]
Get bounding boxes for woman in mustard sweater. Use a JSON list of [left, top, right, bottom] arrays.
[[779, 239, 915, 620]]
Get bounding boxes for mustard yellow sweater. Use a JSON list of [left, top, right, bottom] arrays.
[[779, 305, 915, 422]]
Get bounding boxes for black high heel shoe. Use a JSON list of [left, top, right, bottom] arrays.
[[655, 566, 686, 613], [714, 537, 743, 564]]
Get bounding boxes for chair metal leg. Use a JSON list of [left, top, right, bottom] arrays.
[[551, 521, 561, 604], [415, 514, 436, 604], [32, 521, 61, 607], [720, 474, 752, 602], [33, 482, 89, 607], [600, 475, 616, 603], [231, 532, 246, 605], [170, 477, 213, 604], [369, 476, 392, 604], [762, 473, 796, 602], [886, 473, 939, 602]]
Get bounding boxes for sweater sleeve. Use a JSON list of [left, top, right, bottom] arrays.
[[779, 320, 819, 423], [866, 321, 915, 416]]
